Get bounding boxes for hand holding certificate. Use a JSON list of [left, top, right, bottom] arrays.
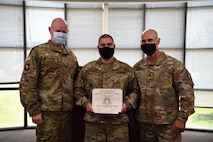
[[92, 88, 123, 114]]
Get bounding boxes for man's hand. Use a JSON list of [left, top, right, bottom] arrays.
[[172, 119, 185, 132], [32, 113, 43, 125], [86, 103, 93, 112], [121, 103, 127, 112]]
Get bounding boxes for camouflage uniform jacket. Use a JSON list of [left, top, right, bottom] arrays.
[[133, 51, 195, 124], [74, 58, 140, 124], [19, 40, 78, 116]]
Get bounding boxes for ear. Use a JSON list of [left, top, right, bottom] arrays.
[[48, 27, 52, 34], [157, 38, 160, 45]]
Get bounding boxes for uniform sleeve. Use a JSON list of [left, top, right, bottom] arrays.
[[173, 62, 195, 123], [19, 48, 41, 116], [74, 68, 90, 108], [124, 69, 140, 110]]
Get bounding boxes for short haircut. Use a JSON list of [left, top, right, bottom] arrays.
[[98, 34, 114, 44]]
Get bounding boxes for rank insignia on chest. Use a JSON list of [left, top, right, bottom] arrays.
[[162, 78, 171, 86]]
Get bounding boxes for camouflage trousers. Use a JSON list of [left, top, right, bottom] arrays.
[[84, 121, 129, 142], [36, 111, 72, 142], [139, 122, 181, 142]]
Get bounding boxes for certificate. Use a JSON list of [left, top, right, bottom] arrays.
[[92, 88, 123, 114]]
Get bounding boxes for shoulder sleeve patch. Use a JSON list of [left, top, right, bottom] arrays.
[[24, 64, 30, 71]]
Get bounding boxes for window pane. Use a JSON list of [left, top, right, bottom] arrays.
[[67, 3, 102, 9], [186, 107, 213, 131], [188, 1, 213, 7], [0, 48, 23, 83], [26, 7, 64, 48], [109, 8, 143, 49], [26, 1, 64, 8], [115, 49, 142, 67], [194, 90, 213, 108], [145, 6, 185, 48], [0, 90, 24, 128], [186, 7, 213, 49], [0, 0, 22, 5], [186, 90, 213, 131], [67, 8, 102, 48], [72, 49, 99, 66], [109, 3, 143, 9], [146, 3, 185, 8], [27, 113, 36, 127], [161, 48, 183, 62], [186, 49, 213, 89], [0, 5, 23, 48]]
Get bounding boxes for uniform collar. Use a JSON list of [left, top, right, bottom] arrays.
[[48, 40, 69, 55], [95, 58, 120, 70], [143, 51, 167, 66]]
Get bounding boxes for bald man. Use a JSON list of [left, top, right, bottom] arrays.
[[133, 29, 195, 142], [20, 18, 79, 142]]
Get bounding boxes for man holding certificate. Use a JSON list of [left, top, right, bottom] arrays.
[[74, 34, 140, 142]]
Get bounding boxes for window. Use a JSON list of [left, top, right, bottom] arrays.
[[186, 3, 213, 89], [145, 3, 186, 61], [26, 7, 64, 48], [66, 4, 103, 65], [0, 0, 213, 131], [0, 5, 23, 83]]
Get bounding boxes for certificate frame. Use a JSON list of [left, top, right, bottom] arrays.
[[92, 88, 123, 114]]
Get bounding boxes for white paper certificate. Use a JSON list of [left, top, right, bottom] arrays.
[[92, 88, 123, 114]]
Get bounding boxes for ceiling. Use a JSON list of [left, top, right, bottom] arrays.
[[0, 0, 207, 5]]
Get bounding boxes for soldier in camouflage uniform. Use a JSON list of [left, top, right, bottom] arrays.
[[19, 18, 79, 142], [74, 34, 140, 142], [133, 29, 195, 142]]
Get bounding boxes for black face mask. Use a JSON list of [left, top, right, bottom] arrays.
[[141, 44, 156, 56], [99, 47, 114, 59]]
